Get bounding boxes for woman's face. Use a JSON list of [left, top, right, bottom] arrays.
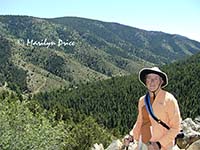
[[145, 73, 163, 92]]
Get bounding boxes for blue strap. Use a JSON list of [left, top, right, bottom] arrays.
[[144, 92, 157, 119], [144, 92, 170, 130]]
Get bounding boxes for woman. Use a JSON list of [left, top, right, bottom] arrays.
[[129, 67, 182, 150]]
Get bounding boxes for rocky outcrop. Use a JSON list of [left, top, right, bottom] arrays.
[[91, 143, 104, 150], [187, 139, 200, 150], [176, 117, 200, 149], [105, 140, 123, 150], [92, 117, 200, 150]]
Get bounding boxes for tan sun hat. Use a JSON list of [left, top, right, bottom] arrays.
[[139, 67, 168, 88]]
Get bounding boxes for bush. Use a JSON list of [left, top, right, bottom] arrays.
[[0, 92, 68, 150]]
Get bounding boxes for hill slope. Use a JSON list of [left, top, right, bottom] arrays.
[[1, 15, 200, 93], [33, 52, 200, 135]]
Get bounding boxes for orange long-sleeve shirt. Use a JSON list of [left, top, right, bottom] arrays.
[[132, 89, 182, 150]]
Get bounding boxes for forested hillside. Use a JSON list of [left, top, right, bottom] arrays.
[[164, 52, 200, 119], [0, 36, 27, 92], [0, 89, 114, 150], [33, 52, 200, 137], [34, 75, 144, 135], [1, 15, 200, 94]]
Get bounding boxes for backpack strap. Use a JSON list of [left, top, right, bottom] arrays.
[[144, 92, 170, 130]]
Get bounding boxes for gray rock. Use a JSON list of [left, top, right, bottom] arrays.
[[176, 117, 200, 149], [91, 143, 104, 150], [105, 139, 123, 150], [187, 139, 200, 150]]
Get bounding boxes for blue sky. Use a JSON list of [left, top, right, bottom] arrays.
[[1, 0, 200, 42]]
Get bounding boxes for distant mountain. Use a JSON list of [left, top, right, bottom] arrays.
[[0, 15, 200, 93], [50, 17, 200, 64]]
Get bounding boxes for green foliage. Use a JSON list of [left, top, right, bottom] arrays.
[[0, 92, 68, 149], [164, 53, 200, 119], [69, 117, 114, 150], [0, 36, 27, 92], [0, 90, 114, 149], [34, 75, 146, 136]]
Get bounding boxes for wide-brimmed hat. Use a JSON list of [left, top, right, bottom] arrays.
[[139, 67, 168, 88]]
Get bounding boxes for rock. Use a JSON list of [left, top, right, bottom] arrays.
[[182, 118, 200, 132], [187, 139, 200, 150], [105, 139, 123, 150], [91, 143, 104, 150], [194, 117, 200, 128], [176, 117, 200, 149], [172, 145, 180, 150]]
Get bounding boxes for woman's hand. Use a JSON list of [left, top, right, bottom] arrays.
[[123, 134, 134, 147], [147, 142, 160, 150]]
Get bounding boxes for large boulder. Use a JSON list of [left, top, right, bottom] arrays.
[[105, 139, 123, 150], [187, 139, 200, 150], [91, 143, 104, 150], [176, 117, 200, 149]]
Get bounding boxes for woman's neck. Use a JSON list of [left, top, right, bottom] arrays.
[[149, 88, 161, 97]]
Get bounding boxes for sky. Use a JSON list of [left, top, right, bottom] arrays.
[[1, 0, 200, 42]]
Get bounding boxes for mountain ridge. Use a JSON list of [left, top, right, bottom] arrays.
[[1, 15, 200, 93]]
